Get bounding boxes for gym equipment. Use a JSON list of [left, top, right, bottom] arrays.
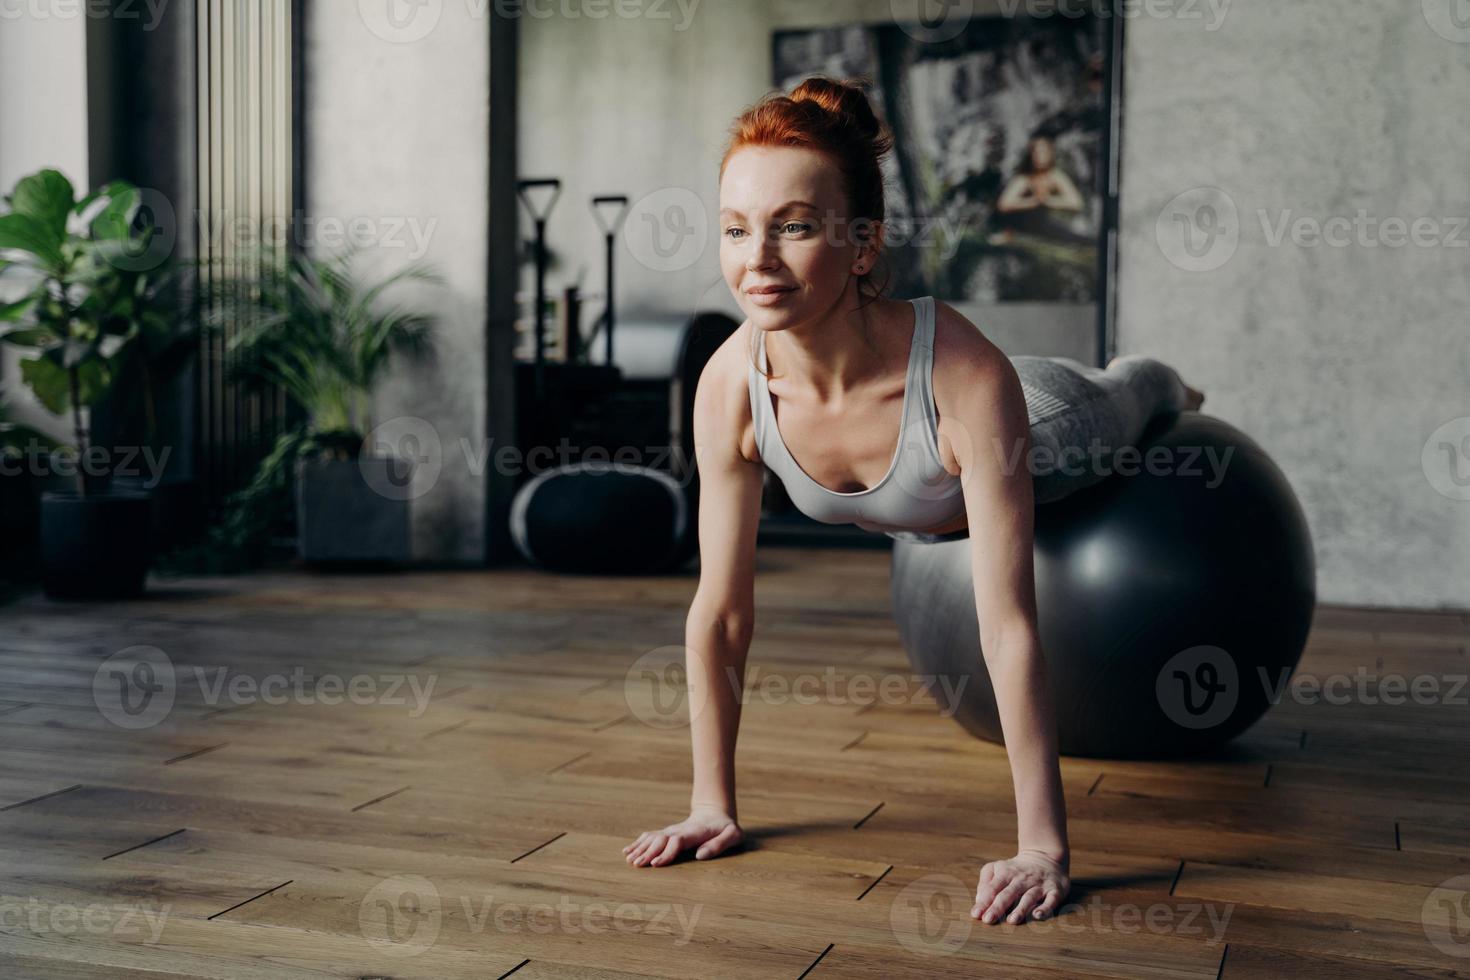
[[589, 195, 630, 366], [510, 310, 739, 574], [516, 177, 562, 399], [510, 463, 688, 575], [890, 412, 1316, 759]]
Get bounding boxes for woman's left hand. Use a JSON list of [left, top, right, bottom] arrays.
[[971, 851, 1070, 924]]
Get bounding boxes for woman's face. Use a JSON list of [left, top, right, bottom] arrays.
[[719, 145, 868, 328], [1030, 137, 1056, 171]]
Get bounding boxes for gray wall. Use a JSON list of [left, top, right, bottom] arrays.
[[307, 3, 491, 563], [1118, 1, 1470, 610], [0, 8, 89, 444]]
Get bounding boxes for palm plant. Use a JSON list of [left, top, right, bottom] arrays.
[[206, 245, 441, 448], [180, 245, 442, 569]]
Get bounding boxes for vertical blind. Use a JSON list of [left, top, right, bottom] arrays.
[[194, 0, 294, 514]]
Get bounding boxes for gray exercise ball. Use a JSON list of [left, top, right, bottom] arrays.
[[891, 412, 1316, 759]]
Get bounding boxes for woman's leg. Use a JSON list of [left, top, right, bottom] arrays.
[[1010, 354, 1195, 505]]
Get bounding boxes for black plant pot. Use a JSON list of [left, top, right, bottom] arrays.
[[295, 456, 412, 564], [39, 490, 154, 600]]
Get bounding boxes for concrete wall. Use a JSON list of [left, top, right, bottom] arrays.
[[307, 3, 491, 562], [1118, 1, 1470, 610], [0, 6, 89, 443]]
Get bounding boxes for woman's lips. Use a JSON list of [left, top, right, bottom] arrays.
[[748, 287, 795, 306]]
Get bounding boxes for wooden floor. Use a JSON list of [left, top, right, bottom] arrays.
[[1, 547, 1468, 978]]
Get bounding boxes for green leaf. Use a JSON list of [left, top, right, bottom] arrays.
[[75, 179, 135, 218], [8, 170, 74, 239], [18, 356, 71, 413], [0, 325, 54, 347], [0, 293, 38, 322], [0, 213, 65, 270], [90, 185, 141, 240], [20, 355, 111, 413]]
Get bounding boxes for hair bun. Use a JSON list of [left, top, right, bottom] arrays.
[[790, 76, 889, 150]]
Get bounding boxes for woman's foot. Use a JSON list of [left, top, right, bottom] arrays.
[[1107, 356, 1205, 411]]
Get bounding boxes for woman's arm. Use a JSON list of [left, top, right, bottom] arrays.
[[995, 174, 1041, 214], [934, 309, 1071, 923], [625, 332, 764, 867], [1040, 168, 1085, 212]]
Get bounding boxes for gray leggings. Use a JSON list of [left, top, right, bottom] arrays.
[[891, 354, 1190, 544], [1015, 354, 1192, 506]]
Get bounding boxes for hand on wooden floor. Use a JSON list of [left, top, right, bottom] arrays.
[[623, 806, 744, 867], [972, 851, 1070, 924]]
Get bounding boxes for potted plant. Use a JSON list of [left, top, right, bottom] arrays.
[[202, 245, 440, 564], [1, 390, 60, 574], [0, 169, 183, 599]]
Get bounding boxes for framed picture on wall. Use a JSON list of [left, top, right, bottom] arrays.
[[773, 9, 1121, 365]]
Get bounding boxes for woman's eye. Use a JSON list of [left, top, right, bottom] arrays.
[[725, 228, 746, 240], [783, 222, 810, 234]]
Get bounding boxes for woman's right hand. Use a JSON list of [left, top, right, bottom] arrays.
[[623, 806, 744, 867]]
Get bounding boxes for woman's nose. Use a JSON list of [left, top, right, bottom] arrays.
[[746, 232, 780, 270]]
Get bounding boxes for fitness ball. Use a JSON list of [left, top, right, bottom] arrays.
[[891, 412, 1316, 759], [510, 463, 692, 574]]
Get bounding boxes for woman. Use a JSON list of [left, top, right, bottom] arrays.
[[994, 134, 1086, 225], [621, 77, 1203, 927]]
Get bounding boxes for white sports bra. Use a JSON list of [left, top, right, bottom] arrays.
[[747, 296, 967, 540]]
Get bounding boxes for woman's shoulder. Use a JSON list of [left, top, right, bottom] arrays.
[[927, 299, 1022, 428], [928, 298, 1007, 371], [693, 319, 764, 466]]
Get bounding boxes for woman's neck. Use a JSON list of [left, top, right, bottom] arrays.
[[766, 294, 905, 401]]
